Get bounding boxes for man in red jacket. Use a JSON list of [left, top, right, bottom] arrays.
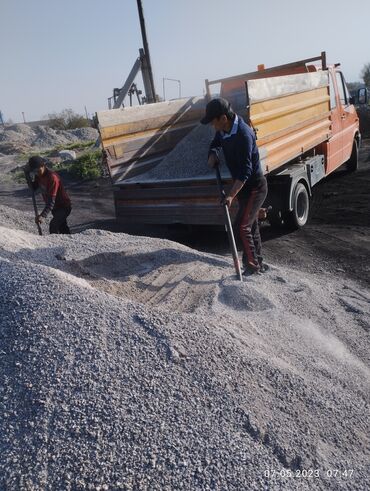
[[25, 156, 72, 234]]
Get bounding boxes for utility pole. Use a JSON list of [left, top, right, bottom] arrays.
[[136, 0, 156, 103], [22, 112, 26, 123], [162, 78, 182, 100]]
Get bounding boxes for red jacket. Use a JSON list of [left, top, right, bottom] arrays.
[[34, 169, 71, 217]]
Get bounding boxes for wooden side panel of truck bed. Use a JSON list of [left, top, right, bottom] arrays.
[[248, 71, 331, 172], [96, 71, 331, 186], [97, 97, 206, 181]]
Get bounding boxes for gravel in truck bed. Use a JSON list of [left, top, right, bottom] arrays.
[[125, 123, 230, 183]]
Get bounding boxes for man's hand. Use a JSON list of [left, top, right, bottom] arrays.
[[35, 215, 43, 224], [208, 152, 219, 169], [221, 195, 233, 208]]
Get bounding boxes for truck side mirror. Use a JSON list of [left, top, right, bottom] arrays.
[[358, 87, 368, 105]]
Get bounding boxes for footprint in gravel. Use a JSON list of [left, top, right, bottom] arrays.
[[275, 276, 287, 284], [338, 286, 370, 321], [218, 283, 274, 312], [77, 252, 156, 278]]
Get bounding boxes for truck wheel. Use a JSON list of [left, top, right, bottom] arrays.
[[345, 140, 359, 172], [284, 182, 310, 229]]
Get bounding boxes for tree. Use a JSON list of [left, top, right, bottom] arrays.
[[46, 109, 90, 130], [360, 63, 370, 88], [347, 82, 362, 92]]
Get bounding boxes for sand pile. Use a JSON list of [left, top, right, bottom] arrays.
[[0, 124, 98, 154], [126, 124, 230, 183], [0, 207, 369, 490]]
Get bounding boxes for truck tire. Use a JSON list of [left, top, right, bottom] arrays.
[[284, 182, 310, 229], [345, 140, 359, 172]]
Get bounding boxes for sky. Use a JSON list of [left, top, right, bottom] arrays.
[[1, 0, 369, 123]]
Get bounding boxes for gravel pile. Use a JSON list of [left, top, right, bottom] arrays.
[[0, 204, 41, 233], [0, 208, 369, 490], [0, 124, 98, 154], [69, 127, 99, 140], [126, 124, 230, 183]]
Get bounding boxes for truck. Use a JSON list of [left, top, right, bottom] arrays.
[[95, 52, 361, 229]]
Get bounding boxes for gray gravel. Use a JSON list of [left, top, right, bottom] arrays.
[[126, 124, 230, 183], [0, 209, 369, 490], [0, 124, 98, 155], [0, 204, 42, 233]]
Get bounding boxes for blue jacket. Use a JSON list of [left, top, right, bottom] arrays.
[[209, 115, 262, 183]]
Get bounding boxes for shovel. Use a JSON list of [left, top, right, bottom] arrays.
[[214, 164, 243, 281], [24, 170, 42, 236]]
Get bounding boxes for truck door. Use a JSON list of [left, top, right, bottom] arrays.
[[335, 71, 358, 163], [326, 70, 343, 174]]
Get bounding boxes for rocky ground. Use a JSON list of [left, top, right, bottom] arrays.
[[0, 135, 369, 490], [0, 124, 98, 155], [1, 220, 369, 490]]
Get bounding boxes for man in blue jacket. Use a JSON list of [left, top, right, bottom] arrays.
[[201, 98, 268, 275]]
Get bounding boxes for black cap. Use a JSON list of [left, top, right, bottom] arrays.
[[28, 155, 46, 170], [200, 97, 231, 124]]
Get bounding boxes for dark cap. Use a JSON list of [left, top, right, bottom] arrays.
[[28, 155, 46, 170], [200, 97, 231, 124]]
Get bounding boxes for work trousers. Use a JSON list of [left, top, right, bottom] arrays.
[[50, 207, 71, 234], [234, 176, 267, 272]]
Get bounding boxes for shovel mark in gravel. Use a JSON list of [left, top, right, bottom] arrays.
[[73, 249, 224, 313], [218, 283, 274, 312]]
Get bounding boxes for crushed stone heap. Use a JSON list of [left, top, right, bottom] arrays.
[[0, 124, 98, 154], [0, 212, 369, 490], [0, 204, 40, 234]]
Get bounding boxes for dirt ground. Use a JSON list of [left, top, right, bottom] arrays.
[[1, 139, 369, 287]]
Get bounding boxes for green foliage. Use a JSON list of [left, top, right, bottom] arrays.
[[69, 150, 103, 180], [347, 82, 363, 92], [11, 170, 27, 183], [17, 141, 95, 163], [360, 63, 370, 88], [16, 149, 50, 163], [54, 140, 95, 151], [47, 109, 90, 130], [13, 150, 103, 183]]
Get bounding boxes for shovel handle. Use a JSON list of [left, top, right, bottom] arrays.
[[215, 165, 243, 281], [24, 170, 42, 236]]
